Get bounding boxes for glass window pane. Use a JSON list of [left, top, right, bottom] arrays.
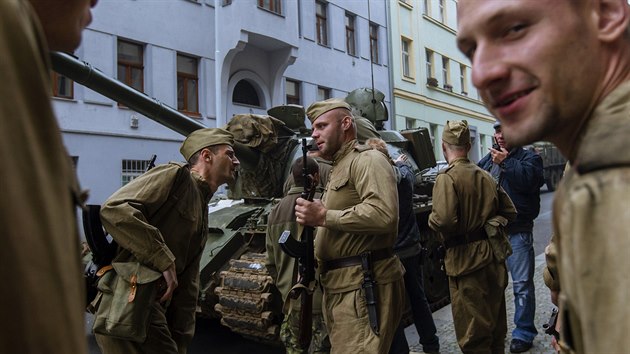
[[177, 78, 185, 110], [187, 79, 198, 112], [177, 55, 197, 75], [131, 68, 142, 91], [118, 41, 142, 64]]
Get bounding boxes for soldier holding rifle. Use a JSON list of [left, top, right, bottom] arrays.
[[294, 98, 404, 353]]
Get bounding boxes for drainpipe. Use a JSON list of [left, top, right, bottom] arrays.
[[385, 0, 397, 131]]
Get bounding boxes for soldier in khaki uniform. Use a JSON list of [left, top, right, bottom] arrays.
[[457, 1, 630, 352], [95, 128, 239, 354], [429, 121, 516, 353], [1, 1, 97, 353], [295, 98, 405, 354], [266, 156, 330, 354]]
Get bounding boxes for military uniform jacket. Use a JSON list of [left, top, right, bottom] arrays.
[[100, 163, 211, 347], [315, 140, 403, 293], [428, 158, 516, 277], [551, 81, 630, 353], [265, 186, 323, 314], [0, 1, 87, 353]]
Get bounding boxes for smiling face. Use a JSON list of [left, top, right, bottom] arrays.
[[457, 0, 602, 148]]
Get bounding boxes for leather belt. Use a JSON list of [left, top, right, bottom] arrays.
[[443, 229, 487, 250], [320, 248, 393, 273]]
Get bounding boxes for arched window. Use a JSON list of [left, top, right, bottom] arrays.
[[232, 79, 261, 107]]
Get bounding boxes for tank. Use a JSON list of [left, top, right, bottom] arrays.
[[51, 52, 449, 344]]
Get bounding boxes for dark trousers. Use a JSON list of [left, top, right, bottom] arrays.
[[390, 254, 440, 354]]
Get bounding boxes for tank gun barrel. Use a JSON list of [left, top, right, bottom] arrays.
[[50, 51, 258, 168]]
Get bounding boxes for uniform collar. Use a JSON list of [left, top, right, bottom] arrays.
[[332, 139, 357, 164], [191, 170, 213, 202]]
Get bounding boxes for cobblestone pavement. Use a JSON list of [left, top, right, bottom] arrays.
[[406, 254, 557, 354]]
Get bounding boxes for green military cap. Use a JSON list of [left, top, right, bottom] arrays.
[[180, 128, 234, 161], [306, 98, 351, 124], [442, 120, 470, 146]]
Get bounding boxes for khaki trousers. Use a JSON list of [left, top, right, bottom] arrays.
[[450, 261, 508, 354], [323, 278, 405, 354]]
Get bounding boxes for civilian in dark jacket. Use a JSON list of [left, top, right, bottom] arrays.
[[478, 121, 544, 353], [366, 138, 440, 354]]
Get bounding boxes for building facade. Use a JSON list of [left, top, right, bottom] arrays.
[[386, 0, 495, 162], [54, 0, 390, 207]]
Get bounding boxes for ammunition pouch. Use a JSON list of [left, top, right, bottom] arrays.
[[93, 262, 162, 342], [483, 216, 512, 262]]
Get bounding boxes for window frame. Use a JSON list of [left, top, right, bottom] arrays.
[[401, 37, 413, 79], [258, 0, 281, 14], [439, 0, 446, 23], [52, 72, 73, 99], [369, 23, 379, 64], [177, 53, 200, 116], [460, 63, 468, 94], [442, 56, 450, 86], [285, 79, 301, 105], [345, 12, 356, 56], [425, 49, 434, 79], [316, 1, 328, 46], [117, 39, 144, 93], [317, 86, 331, 101], [423, 0, 430, 16], [121, 159, 151, 186]]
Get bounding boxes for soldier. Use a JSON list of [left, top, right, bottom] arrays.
[[266, 156, 330, 354], [294, 98, 405, 353], [1, 0, 97, 353], [94, 128, 239, 354], [478, 120, 544, 353], [429, 120, 516, 353], [457, 0, 630, 352]]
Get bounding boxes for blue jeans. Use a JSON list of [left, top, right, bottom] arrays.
[[506, 232, 538, 343]]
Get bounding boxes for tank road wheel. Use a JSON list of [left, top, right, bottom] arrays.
[[214, 252, 283, 344]]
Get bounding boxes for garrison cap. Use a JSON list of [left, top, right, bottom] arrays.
[[180, 128, 234, 161], [442, 120, 470, 146], [493, 120, 501, 129], [306, 98, 351, 124]]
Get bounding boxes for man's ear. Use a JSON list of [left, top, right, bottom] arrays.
[[341, 115, 353, 131], [596, 0, 630, 42], [201, 148, 213, 162]]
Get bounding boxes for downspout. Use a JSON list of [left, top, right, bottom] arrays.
[[214, 0, 224, 127], [385, 0, 397, 130]]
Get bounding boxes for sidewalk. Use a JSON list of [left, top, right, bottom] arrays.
[[405, 254, 557, 353]]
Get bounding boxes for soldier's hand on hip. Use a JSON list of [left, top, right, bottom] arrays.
[[160, 263, 178, 303], [295, 198, 327, 227]]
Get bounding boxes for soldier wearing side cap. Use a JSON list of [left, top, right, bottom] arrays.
[[429, 120, 516, 354], [294, 98, 405, 353], [95, 128, 239, 354]]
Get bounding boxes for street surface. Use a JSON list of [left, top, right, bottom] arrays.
[[87, 189, 555, 353]]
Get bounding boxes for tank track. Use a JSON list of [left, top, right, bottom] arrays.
[[214, 252, 281, 343]]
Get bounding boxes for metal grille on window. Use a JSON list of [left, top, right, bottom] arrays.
[[121, 159, 150, 186]]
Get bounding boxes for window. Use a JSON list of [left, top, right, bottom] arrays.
[[52, 72, 73, 99], [258, 0, 281, 14], [442, 56, 450, 86], [430, 123, 438, 152], [117, 39, 144, 92], [439, 0, 446, 23], [425, 49, 434, 78], [369, 23, 379, 64], [406, 118, 416, 130], [401, 37, 412, 78], [286, 79, 300, 105], [317, 86, 331, 101], [232, 80, 261, 106], [121, 159, 151, 186], [316, 1, 328, 46], [177, 54, 199, 115], [345, 13, 356, 56], [460, 64, 468, 94], [423, 0, 430, 16]]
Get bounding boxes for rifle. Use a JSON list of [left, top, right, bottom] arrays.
[[83, 154, 157, 309], [543, 307, 560, 341], [279, 138, 317, 350]]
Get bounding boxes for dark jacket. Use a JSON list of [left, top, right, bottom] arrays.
[[393, 162, 421, 257], [478, 147, 544, 234]]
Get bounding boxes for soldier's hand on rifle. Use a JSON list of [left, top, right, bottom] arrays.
[[295, 198, 327, 227], [159, 263, 178, 303]]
